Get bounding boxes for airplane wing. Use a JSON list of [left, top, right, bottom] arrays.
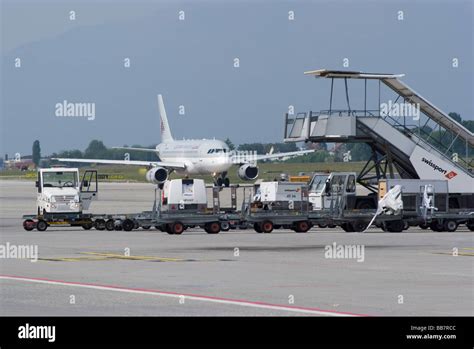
[[231, 149, 314, 163], [255, 149, 315, 161], [112, 147, 157, 153], [52, 158, 186, 169]]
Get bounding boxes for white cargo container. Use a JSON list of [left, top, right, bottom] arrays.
[[256, 181, 305, 203], [162, 179, 207, 210]]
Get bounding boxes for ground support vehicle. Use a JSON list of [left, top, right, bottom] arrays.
[[22, 175, 239, 234]]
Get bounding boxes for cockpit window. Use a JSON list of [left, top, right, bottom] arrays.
[[208, 148, 227, 154]]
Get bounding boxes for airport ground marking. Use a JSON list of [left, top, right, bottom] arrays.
[[80, 252, 230, 262], [37, 252, 226, 262], [81, 252, 186, 262], [39, 256, 110, 262], [0, 274, 367, 317], [433, 252, 474, 257], [38, 252, 200, 262], [433, 248, 474, 257]]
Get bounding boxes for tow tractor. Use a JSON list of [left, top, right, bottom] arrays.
[[23, 167, 98, 231]]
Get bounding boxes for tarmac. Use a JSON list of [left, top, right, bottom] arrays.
[[1, 180, 473, 316]]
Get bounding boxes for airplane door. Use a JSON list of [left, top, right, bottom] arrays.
[[80, 170, 98, 210]]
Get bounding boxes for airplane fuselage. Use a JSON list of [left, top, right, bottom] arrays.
[[156, 139, 232, 175]]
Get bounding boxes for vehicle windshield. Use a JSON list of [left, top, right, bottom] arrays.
[[42, 171, 78, 188], [309, 175, 328, 192]]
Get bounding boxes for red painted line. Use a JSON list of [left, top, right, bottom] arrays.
[[0, 274, 369, 316]]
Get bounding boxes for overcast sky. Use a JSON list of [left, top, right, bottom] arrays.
[[1, 0, 472, 156]]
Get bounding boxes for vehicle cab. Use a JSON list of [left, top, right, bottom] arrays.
[[308, 172, 357, 210], [36, 167, 97, 215]]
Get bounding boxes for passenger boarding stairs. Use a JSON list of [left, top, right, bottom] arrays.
[[284, 70, 474, 194]]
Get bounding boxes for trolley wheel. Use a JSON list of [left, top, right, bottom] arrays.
[[340, 223, 354, 233], [467, 221, 474, 231], [94, 219, 106, 231], [261, 220, 274, 234], [318, 223, 328, 228], [114, 221, 123, 231], [142, 226, 151, 230], [253, 222, 263, 233], [122, 219, 135, 232], [294, 221, 310, 233], [350, 221, 366, 233], [430, 220, 444, 232], [419, 222, 429, 230], [205, 222, 221, 234], [82, 221, 94, 230], [220, 221, 230, 231], [36, 219, 48, 232], [23, 219, 35, 231], [169, 222, 184, 235], [386, 220, 404, 233], [105, 219, 115, 231], [443, 220, 458, 232], [165, 225, 174, 234]]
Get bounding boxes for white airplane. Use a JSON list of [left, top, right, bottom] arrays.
[[55, 95, 314, 186]]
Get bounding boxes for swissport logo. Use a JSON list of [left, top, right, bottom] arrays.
[[421, 158, 457, 179], [445, 171, 457, 180]]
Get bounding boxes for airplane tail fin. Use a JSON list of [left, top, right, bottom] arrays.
[[157, 94, 173, 142]]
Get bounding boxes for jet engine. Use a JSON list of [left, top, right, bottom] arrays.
[[238, 164, 259, 180], [146, 167, 168, 184]]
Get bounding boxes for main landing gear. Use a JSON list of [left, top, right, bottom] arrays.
[[214, 172, 230, 187]]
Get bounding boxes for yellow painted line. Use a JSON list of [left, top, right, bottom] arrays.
[[80, 252, 185, 262], [40, 252, 211, 263], [461, 247, 474, 250], [39, 256, 109, 262], [433, 252, 474, 257]]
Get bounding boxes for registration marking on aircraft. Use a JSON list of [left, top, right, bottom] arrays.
[[0, 275, 367, 316]]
